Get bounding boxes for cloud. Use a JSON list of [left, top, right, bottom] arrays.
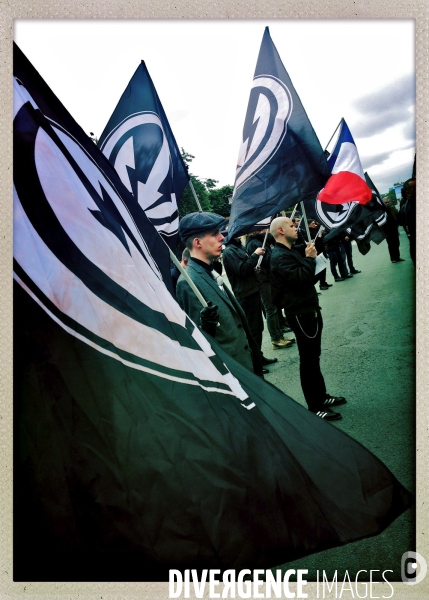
[[366, 159, 414, 194], [361, 138, 415, 172], [350, 73, 415, 138], [401, 118, 416, 143], [168, 109, 190, 122], [362, 149, 393, 171]]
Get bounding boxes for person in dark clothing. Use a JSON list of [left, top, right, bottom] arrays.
[[339, 233, 361, 275], [170, 248, 190, 291], [176, 212, 263, 376], [324, 234, 352, 282], [291, 216, 307, 256], [222, 237, 280, 369], [245, 231, 295, 349], [308, 219, 332, 290], [399, 177, 416, 265], [270, 216, 346, 421], [383, 197, 405, 263]]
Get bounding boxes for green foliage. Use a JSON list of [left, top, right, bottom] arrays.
[[178, 148, 233, 218], [203, 178, 218, 190], [387, 189, 397, 204], [178, 176, 212, 218], [208, 185, 234, 217], [180, 148, 195, 168]]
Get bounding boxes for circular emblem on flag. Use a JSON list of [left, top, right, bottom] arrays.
[[234, 75, 293, 192], [99, 112, 179, 239], [315, 199, 359, 230]]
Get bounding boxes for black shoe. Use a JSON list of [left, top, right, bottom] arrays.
[[322, 396, 347, 407], [344, 274, 353, 278], [311, 408, 342, 421], [392, 258, 405, 263], [262, 356, 278, 365], [334, 277, 345, 282], [350, 269, 361, 274], [262, 368, 269, 374], [319, 285, 330, 290]]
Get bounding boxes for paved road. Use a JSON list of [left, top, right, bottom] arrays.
[[260, 231, 415, 582]]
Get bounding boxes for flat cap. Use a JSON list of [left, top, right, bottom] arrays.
[[179, 212, 227, 243]]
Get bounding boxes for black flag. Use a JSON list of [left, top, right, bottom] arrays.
[[226, 27, 330, 241], [98, 62, 190, 249]]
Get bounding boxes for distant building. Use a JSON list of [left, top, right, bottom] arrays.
[[389, 182, 404, 202]]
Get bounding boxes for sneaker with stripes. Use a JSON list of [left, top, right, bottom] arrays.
[[322, 396, 347, 407], [312, 408, 342, 421]]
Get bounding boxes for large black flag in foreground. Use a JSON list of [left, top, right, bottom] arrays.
[[98, 61, 189, 249], [226, 27, 331, 241], [14, 43, 412, 582]]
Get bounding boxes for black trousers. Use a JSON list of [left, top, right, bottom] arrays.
[[238, 291, 264, 350], [288, 310, 327, 412], [385, 231, 400, 261], [260, 282, 283, 341], [342, 239, 355, 271]]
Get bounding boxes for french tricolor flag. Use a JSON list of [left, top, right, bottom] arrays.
[[317, 119, 372, 205]]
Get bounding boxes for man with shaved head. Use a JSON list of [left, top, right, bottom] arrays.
[[270, 217, 346, 421]]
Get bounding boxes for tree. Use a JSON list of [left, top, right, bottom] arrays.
[[178, 149, 212, 218], [178, 177, 212, 218], [208, 185, 234, 217], [181, 148, 195, 168], [174, 149, 234, 256], [387, 188, 397, 205], [203, 178, 218, 190]]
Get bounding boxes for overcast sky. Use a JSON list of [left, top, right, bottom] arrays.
[[14, 19, 415, 195]]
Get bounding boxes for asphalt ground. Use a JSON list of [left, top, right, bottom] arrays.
[[258, 231, 415, 582]]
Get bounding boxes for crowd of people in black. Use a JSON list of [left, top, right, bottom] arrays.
[[172, 177, 415, 422]]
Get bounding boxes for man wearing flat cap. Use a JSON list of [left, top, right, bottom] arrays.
[[176, 212, 263, 376]]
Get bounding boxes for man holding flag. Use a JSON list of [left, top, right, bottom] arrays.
[[176, 212, 264, 376], [270, 216, 346, 421]]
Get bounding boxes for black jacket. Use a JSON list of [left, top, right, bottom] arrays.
[[270, 242, 319, 315], [245, 233, 274, 284], [222, 238, 262, 300]]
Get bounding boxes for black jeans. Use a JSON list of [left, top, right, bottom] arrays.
[[260, 282, 283, 341], [328, 249, 348, 279], [288, 310, 327, 411], [385, 231, 400, 261], [341, 239, 355, 271]]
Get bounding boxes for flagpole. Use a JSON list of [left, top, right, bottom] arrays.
[[168, 247, 208, 307], [255, 227, 270, 270], [290, 204, 299, 219], [324, 117, 344, 153], [189, 179, 203, 212], [300, 202, 312, 243]]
